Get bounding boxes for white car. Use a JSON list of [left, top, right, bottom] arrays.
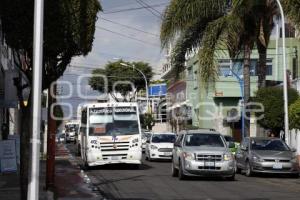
[[145, 132, 176, 161]]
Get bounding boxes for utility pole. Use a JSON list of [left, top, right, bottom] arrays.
[[46, 83, 56, 189], [27, 0, 44, 199]]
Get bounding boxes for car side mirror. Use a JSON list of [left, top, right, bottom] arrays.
[[291, 147, 297, 152], [228, 142, 235, 148], [146, 139, 150, 143]]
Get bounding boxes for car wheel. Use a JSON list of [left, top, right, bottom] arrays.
[[171, 162, 178, 177], [245, 161, 253, 177], [178, 160, 186, 180]]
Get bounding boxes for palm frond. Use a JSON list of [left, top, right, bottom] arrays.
[[160, 0, 228, 48], [282, 0, 300, 30], [198, 16, 229, 84], [170, 19, 209, 76]]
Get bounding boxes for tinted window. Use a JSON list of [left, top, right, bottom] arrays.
[[251, 139, 289, 151], [185, 134, 225, 147], [152, 134, 176, 143]]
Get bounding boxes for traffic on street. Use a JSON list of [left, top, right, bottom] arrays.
[[66, 142, 300, 200]]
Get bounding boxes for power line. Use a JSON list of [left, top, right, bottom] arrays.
[[101, 17, 159, 37], [103, 3, 168, 14], [135, 0, 161, 19], [138, 0, 162, 16], [96, 26, 160, 47]]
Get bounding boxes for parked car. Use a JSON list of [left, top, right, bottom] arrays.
[[171, 129, 235, 180], [235, 137, 299, 177], [145, 132, 176, 161], [141, 130, 152, 152], [224, 135, 240, 155]]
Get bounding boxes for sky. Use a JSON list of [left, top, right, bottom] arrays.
[[58, 0, 170, 119], [70, 0, 170, 76]]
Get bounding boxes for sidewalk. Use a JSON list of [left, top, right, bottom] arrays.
[[0, 143, 102, 200]]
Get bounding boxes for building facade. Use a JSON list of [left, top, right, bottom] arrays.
[[186, 37, 300, 141]]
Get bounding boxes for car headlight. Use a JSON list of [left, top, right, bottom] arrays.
[[252, 155, 264, 162], [150, 145, 158, 150], [291, 156, 297, 163], [223, 153, 234, 161], [183, 152, 195, 161]]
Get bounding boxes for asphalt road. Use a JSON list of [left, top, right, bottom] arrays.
[[66, 143, 300, 200]]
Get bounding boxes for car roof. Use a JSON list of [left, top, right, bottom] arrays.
[[152, 132, 176, 135], [178, 129, 221, 135]]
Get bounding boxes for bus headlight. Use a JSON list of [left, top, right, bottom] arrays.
[[132, 138, 139, 143]]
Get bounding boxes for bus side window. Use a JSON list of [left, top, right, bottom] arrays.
[[81, 109, 87, 135]]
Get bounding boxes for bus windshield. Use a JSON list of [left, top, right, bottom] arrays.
[[89, 107, 139, 136]]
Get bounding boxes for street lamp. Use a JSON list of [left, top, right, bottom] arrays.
[[275, 0, 289, 145], [120, 62, 150, 113]]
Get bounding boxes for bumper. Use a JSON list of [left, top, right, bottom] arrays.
[[251, 161, 299, 174], [183, 160, 235, 177], [88, 159, 141, 166], [149, 150, 172, 160]]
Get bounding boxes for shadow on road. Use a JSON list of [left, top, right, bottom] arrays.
[[80, 162, 153, 171]]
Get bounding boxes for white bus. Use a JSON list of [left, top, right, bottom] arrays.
[[80, 102, 142, 167]]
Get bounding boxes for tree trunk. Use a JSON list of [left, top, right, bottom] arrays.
[[257, 43, 267, 88], [243, 43, 251, 137], [20, 97, 32, 200]]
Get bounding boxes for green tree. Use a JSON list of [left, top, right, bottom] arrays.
[[289, 98, 300, 130], [89, 60, 153, 101], [254, 87, 299, 136], [141, 113, 156, 131], [0, 1, 101, 199], [160, 0, 256, 135]]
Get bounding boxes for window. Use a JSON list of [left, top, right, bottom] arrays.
[[184, 134, 225, 147], [293, 57, 298, 79], [266, 59, 273, 76], [218, 59, 231, 76]]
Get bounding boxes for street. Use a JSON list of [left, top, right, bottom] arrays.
[[66, 144, 300, 200]]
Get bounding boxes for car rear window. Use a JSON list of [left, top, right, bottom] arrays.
[[185, 134, 225, 147]]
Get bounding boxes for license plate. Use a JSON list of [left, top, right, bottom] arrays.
[[111, 156, 120, 160], [273, 163, 282, 169], [163, 152, 172, 156], [205, 162, 215, 167]]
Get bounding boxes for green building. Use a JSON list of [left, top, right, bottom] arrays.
[[186, 38, 300, 141]]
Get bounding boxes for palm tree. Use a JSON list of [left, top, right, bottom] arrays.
[[160, 0, 300, 136], [161, 0, 257, 136]]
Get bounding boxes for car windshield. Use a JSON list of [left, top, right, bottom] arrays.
[[151, 134, 176, 143], [185, 134, 225, 147], [251, 139, 289, 151], [224, 136, 234, 142]]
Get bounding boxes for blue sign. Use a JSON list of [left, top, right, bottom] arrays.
[[148, 84, 167, 96]]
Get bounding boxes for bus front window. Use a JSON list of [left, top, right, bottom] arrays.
[[89, 107, 139, 136]]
